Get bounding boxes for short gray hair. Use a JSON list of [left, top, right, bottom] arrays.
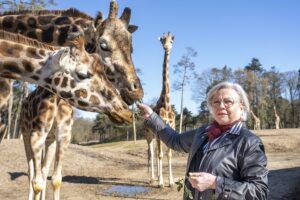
[[207, 81, 250, 121]]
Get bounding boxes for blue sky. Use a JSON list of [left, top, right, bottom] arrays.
[[53, 0, 300, 118]]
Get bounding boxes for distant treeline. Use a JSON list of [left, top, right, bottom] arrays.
[[73, 58, 299, 144]]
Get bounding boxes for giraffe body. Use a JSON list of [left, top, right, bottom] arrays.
[[274, 106, 281, 129], [20, 88, 73, 200], [0, 79, 12, 141], [145, 32, 175, 187], [0, 1, 142, 143], [0, 32, 133, 199], [7, 2, 142, 199], [250, 110, 261, 130]]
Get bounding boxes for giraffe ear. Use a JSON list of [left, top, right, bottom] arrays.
[[94, 11, 103, 28], [128, 25, 138, 33], [120, 7, 131, 26]]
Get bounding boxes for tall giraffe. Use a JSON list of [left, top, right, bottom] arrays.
[[145, 32, 175, 187], [250, 110, 261, 130], [274, 106, 281, 129], [2, 2, 141, 199], [0, 29, 132, 122], [0, 1, 143, 141]]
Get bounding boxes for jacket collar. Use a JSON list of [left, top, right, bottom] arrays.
[[205, 122, 245, 152]]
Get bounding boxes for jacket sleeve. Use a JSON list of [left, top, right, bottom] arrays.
[[215, 136, 268, 200], [144, 112, 197, 153]]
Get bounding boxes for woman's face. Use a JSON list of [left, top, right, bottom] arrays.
[[211, 88, 243, 125]]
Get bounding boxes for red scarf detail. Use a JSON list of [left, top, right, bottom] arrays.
[[207, 120, 241, 142]]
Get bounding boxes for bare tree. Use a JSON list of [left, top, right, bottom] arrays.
[[173, 47, 197, 133], [283, 70, 299, 127], [12, 82, 28, 138], [193, 65, 233, 104], [0, 0, 56, 11]]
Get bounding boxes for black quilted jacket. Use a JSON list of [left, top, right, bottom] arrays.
[[145, 112, 268, 200]]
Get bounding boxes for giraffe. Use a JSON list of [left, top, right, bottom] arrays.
[[0, 29, 132, 123], [0, 1, 142, 143], [144, 32, 175, 187], [0, 79, 12, 142], [274, 106, 281, 129], [250, 110, 261, 130], [2, 2, 142, 199], [20, 88, 73, 200]]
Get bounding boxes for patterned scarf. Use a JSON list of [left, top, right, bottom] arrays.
[[207, 119, 241, 142]]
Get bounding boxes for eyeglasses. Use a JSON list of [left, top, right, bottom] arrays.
[[212, 98, 238, 108]]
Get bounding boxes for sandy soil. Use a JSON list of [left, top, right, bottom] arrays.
[[0, 128, 300, 200]]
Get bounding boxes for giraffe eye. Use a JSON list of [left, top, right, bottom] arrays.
[[99, 41, 110, 52]]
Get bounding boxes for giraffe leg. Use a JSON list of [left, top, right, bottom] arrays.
[[52, 102, 73, 200], [41, 130, 57, 200], [31, 130, 48, 200], [0, 123, 7, 143], [157, 138, 164, 188], [155, 143, 159, 181], [52, 123, 72, 200], [145, 128, 156, 185], [22, 132, 35, 200], [167, 148, 174, 187], [148, 139, 155, 184]]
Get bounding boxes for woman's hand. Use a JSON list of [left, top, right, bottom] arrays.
[[137, 103, 153, 119], [188, 172, 217, 192]]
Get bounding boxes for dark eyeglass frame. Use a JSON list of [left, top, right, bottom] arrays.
[[211, 97, 240, 108]]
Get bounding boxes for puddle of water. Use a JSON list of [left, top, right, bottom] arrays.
[[104, 185, 149, 196]]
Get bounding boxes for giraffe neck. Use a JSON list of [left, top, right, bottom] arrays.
[[157, 50, 171, 109], [0, 12, 95, 51], [251, 111, 256, 119], [274, 108, 278, 116], [0, 36, 65, 87]]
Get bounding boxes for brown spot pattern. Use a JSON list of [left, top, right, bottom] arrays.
[[59, 91, 72, 99], [26, 47, 43, 59], [70, 80, 75, 88], [2, 61, 21, 74], [89, 95, 100, 105], [61, 77, 68, 88], [78, 100, 89, 107], [54, 77, 60, 86], [75, 89, 88, 98], [22, 60, 34, 72]]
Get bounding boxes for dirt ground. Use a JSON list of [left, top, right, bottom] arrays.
[[0, 128, 300, 200]]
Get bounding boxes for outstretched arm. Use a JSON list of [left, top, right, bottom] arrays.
[[138, 103, 198, 153]]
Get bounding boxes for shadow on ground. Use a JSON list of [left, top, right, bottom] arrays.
[[8, 167, 300, 199], [268, 167, 300, 200]]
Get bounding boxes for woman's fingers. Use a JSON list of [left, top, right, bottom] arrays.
[[136, 103, 153, 118], [189, 172, 201, 177]]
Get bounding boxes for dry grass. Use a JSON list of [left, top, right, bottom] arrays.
[[254, 128, 300, 153], [0, 128, 299, 199]]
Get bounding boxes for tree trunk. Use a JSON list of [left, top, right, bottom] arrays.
[[179, 86, 184, 133], [132, 103, 136, 144], [13, 82, 28, 139], [6, 80, 13, 139]]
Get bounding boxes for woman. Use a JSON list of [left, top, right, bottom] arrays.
[[138, 82, 268, 200]]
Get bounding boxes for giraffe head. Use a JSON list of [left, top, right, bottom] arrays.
[[159, 32, 175, 52], [93, 0, 143, 105], [49, 34, 133, 123]]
